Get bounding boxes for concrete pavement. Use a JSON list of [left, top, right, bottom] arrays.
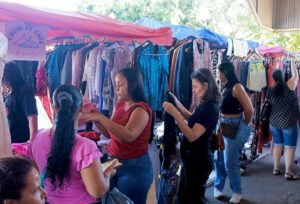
[[205, 154, 300, 204]]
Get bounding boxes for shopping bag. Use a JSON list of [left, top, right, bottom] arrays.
[[101, 188, 134, 204]]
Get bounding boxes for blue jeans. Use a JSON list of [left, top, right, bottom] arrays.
[[270, 124, 298, 147], [214, 116, 251, 194], [109, 153, 153, 204]]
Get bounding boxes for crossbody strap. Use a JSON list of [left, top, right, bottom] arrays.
[[40, 167, 47, 188]]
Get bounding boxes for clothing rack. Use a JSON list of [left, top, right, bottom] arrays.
[[48, 35, 95, 46]]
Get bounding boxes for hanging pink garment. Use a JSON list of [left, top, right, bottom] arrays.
[[257, 45, 285, 57], [190, 39, 211, 111]]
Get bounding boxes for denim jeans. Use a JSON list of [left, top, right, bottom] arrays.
[[214, 116, 251, 194], [109, 153, 153, 204], [270, 124, 298, 147]]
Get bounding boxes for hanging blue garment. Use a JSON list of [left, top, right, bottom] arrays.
[[47, 46, 68, 97], [137, 44, 169, 111]]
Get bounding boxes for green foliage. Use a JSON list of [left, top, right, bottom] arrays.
[[79, 0, 300, 51]]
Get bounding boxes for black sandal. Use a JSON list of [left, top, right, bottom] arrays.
[[285, 173, 299, 180], [273, 169, 282, 176]]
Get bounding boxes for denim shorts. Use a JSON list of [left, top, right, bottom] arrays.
[[270, 124, 299, 147]]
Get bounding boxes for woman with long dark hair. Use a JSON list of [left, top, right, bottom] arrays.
[[2, 62, 38, 143], [163, 68, 220, 204], [269, 61, 299, 180], [81, 68, 153, 204], [0, 157, 46, 204], [30, 85, 115, 204], [214, 61, 253, 204]]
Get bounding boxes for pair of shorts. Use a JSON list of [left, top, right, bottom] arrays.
[[270, 124, 298, 147]]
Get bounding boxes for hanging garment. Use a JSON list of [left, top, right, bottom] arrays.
[[240, 61, 250, 88], [297, 76, 300, 100], [174, 42, 193, 109], [60, 44, 85, 85], [190, 39, 212, 111], [0, 32, 12, 157], [265, 56, 277, 87], [136, 43, 169, 111], [193, 39, 211, 70], [169, 44, 183, 92], [210, 50, 219, 78], [47, 46, 68, 97], [226, 38, 233, 56], [110, 44, 133, 83], [247, 62, 267, 91], [39, 95, 52, 123], [72, 46, 87, 89], [110, 44, 133, 106], [233, 39, 248, 57], [83, 47, 101, 103], [35, 64, 47, 96], [162, 92, 178, 170], [95, 48, 106, 113], [157, 153, 181, 204], [102, 44, 119, 114]]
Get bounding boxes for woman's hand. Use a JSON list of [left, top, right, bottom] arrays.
[[103, 160, 117, 178], [81, 102, 97, 113], [163, 102, 178, 117], [80, 112, 102, 123]]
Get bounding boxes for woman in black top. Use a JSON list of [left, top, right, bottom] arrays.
[[163, 68, 220, 204], [269, 60, 299, 180], [2, 62, 38, 143], [214, 61, 253, 204]]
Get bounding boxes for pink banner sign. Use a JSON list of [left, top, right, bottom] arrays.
[[4, 21, 47, 61]]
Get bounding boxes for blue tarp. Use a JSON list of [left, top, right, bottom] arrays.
[[247, 40, 260, 50], [136, 17, 199, 40], [136, 17, 260, 50], [136, 17, 227, 49], [198, 27, 227, 49]]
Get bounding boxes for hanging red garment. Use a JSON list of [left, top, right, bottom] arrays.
[[38, 95, 52, 123], [35, 64, 47, 96]]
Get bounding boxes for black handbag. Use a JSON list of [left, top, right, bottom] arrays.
[[261, 91, 272, 123], [261, 90, 272, 141]]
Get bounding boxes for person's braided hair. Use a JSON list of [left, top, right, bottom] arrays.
[[46, 85, 82, 189]]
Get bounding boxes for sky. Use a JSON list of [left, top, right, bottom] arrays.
[[3, 0, 81, 11]]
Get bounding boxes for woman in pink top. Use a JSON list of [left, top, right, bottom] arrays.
[[30, 85, 116, 204]]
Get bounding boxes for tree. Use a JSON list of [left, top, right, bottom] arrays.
[[79, 0, 300, 51]]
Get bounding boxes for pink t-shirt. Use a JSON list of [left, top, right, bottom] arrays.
[[30, 129, 102, 204]]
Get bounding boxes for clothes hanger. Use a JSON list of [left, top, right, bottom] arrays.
[[247, 52, 264, 62]]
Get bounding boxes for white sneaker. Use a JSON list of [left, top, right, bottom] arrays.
[[214, 188, 224, 199], [240, 167, 246, 175], [229, 193, 242, 203]]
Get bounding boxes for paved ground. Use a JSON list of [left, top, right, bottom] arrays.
[[205, 153, 300, 204]]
